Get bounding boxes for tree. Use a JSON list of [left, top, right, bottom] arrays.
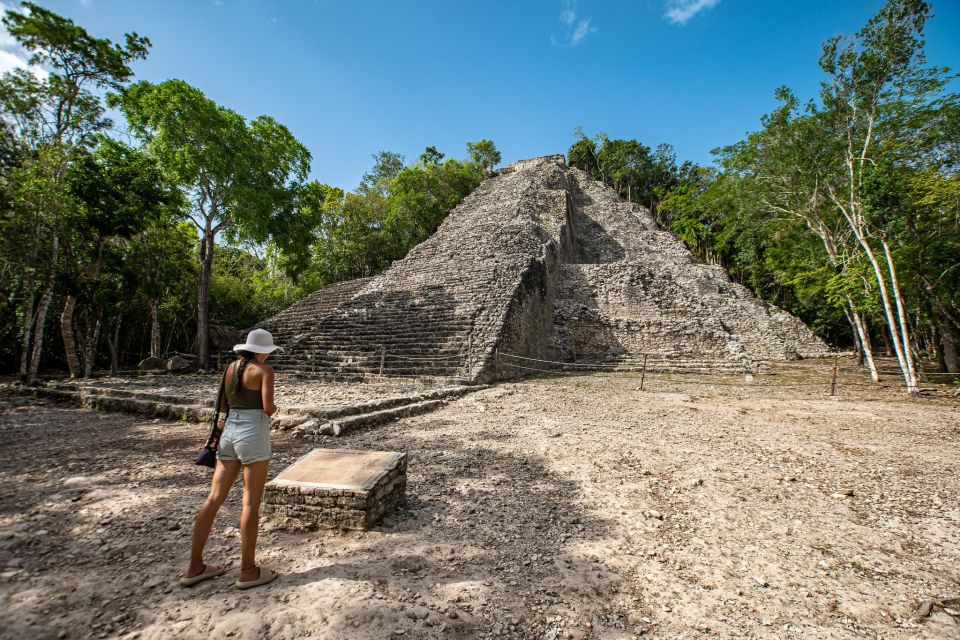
[[419, 145, 445, 165], [812, 0, 955, 393], [466, 139, 501, 173], [358, 151, 405, 197], [299, 145, 486, 289], [567, 131, 679, 215], [111, 79, 311, 368], [0, 2, 149, 382], [386, 154, 484, 252], [712, 92, 882, 381], [128, 219, 196, 362], [0, 2, 149, 148], [61, 138, 182, 376], [3, 146, 70, 381]]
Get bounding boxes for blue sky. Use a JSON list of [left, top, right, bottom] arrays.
[[3, 0, 959, 191]]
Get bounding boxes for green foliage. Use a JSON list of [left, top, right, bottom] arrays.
[[111, 79, 311, 255], [0, 1, 149, 146], [656, 0, 960, 365], [567, 130, 679, 214], [210, 245, 300, 332], [299, 145, 486, 289], [466, 139, 501, 173]]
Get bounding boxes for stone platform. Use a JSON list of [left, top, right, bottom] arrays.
[[32, 373, 480, 436], [265, 448, 407, 531]]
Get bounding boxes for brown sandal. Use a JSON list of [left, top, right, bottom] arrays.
[[179, 563, 227, 587], [234, 565, 279, 590]]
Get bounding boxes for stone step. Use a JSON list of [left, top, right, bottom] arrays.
[[289, 348, 464, 357], [45, 382, 214, 407], [333, 398, 447, 434], [278, 369, 468, 386], [285, 386, 479, 422], [35, 385, 212, 422], [276, 364, 464, 377], [292, 328, 466, 336], [292, 336, 467, 346]]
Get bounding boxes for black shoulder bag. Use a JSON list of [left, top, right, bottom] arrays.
[[195, 372, 229, 468]]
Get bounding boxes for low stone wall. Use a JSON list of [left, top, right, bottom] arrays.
[[264, 449, 407, 531]]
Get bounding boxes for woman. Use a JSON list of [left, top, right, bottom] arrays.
[[180, 328, 281, 590]]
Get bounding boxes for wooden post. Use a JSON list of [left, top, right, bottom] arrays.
[[830, 356, 838, 396], [379, 346, 385, 378], [466, 332, 473, 378], [640, 354, 648, 391]]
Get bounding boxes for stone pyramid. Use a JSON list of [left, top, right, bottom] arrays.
[[259, 155, 830, 381]]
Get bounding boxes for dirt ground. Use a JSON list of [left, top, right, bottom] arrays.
[[1, 367, 959, 639]]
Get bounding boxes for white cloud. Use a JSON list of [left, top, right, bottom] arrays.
[[0, 48, 28, 75], [664, 0, 721, 26], [79, 0, 93, 7], [570, 18, 593, 46], [551, 0, 596, 48], [0, 2, 48, 78]]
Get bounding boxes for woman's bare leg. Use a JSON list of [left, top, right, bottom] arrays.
[[238, 459, 272, 582], [186, 459, 241, 577]]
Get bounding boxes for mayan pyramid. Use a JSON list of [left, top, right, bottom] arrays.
[[259, 155, 830, 381]]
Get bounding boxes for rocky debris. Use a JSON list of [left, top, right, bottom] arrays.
[[1, 362, 958, 639], [164, 354, 199, 372], [137, 357, 165, 371], [259, 156, 830, 384]]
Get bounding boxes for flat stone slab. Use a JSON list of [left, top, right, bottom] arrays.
[[265, 448, 406, 531]]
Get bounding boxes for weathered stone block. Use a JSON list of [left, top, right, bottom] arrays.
[[264, 448, 406, 531], [137, 356, 165, 371]]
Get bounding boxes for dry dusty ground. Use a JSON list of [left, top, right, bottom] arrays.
[[1, 366, 959, 639]]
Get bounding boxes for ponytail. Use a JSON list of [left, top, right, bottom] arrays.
[[236, 350, 257, 382]]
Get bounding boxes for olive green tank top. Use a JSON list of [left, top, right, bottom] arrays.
[[226, 361, 263, 410]]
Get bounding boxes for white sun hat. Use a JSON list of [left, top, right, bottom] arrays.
[[233, 328, 280, 354]]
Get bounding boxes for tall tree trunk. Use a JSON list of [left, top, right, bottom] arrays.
[[149, 297, 161, 359], [28, 233, 59, 385], [937, 320, 960, 373], [881, 240, 919, 393], [18, 289, 36, 382], [60, 294, 81, 378], [843, 302, 879, 382], [83, 312, 101, 378], [840, 217, 917, 391], [196, 225, 215, 370], [930, 322, 946, 372], [107, 315, 121, 375]]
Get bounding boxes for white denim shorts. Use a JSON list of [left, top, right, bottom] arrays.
[[217, 409, 271, 464]]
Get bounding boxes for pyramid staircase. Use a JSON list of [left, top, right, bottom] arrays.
[[254, 156, 831, 383]]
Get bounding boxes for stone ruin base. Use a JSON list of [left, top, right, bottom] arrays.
[[264, 448, 406, 531]]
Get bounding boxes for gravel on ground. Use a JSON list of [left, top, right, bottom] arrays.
[[1, 365, 958, 639]]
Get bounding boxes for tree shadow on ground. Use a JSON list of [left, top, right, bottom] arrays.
[[0, 397, 642, 639]]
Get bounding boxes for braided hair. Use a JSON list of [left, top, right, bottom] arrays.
[[236, 350, 258, 382]]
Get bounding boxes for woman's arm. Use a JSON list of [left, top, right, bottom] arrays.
[[261, 366, 277, 416], [218, 364, 231, 413]]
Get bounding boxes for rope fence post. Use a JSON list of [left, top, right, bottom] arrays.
[[640, 354, 648, 391], [830, 356, 838, 396], [379, 346, 385, 378], [466, 332, 473, 379]]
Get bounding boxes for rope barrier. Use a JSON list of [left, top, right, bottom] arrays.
[[498, 352, 623, 369], [494, 360, 917, 391], [490, 350, 960, 394], [384, 352, 465, 361]]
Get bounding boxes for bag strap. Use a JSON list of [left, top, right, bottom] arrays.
[[205, 371, 229, 448]]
